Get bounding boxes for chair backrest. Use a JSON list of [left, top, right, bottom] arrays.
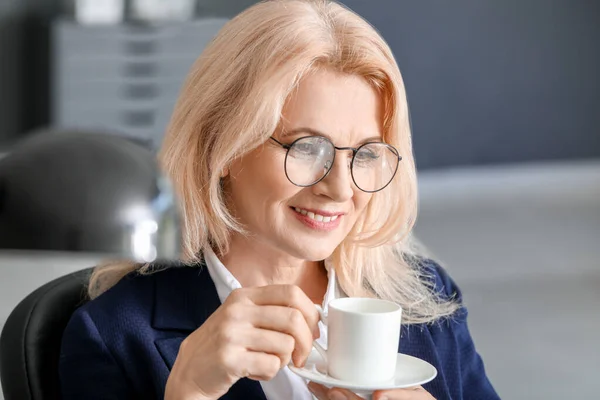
[[0, 268, 92, 400]]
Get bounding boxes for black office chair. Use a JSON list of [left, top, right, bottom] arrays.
[[0, 268, 92, 400], [0, 130, 180, 399]]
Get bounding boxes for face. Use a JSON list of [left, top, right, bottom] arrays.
[[225, 69, 383, 261]]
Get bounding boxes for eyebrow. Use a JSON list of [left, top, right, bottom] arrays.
[[282, 127, 383, 146]]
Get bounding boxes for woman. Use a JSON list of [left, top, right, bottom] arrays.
[[59, 1, 499, 399]]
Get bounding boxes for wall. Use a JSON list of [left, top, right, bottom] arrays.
[[1, 0, 599, 168], [341, 0, 600, 169]]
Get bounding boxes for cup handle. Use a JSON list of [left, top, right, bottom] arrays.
[[313, 305, 328, 365]]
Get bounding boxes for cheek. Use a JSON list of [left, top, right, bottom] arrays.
[[228, 152, 299, 216], [248, 163, 298, 207], [347, 192, 373, 228], [353, 191, 373, 214], [341, 191, 372, 231]]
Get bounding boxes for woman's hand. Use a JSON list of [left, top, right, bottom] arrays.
[[165, 285, 320, 400], [307, 383, 435, 400]]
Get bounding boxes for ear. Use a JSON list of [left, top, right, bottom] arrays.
[[220, 168, 229, 179]]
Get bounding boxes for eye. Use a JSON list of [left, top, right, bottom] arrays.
[[355, 147, 381, 163], [290, 137, 331, 157], [294, 142, 319, 154]]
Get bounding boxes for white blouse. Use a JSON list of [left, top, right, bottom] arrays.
[[203, 247, 340, 400]]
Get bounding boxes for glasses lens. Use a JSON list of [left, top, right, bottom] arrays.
[[285, 136, 335, 186], [351, 143, 399, 192]]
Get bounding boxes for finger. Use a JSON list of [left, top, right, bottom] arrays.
[[245, 285, 321, 336], [249, 305, 314, 367], [327, 387, 365, 400], [307, 382, 329, 400], [374, 386, 433, 400], [236, 351, 282, 382], [243, 328, 295, 367]]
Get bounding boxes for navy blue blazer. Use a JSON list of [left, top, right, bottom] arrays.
[[59, 260, 500, 399]]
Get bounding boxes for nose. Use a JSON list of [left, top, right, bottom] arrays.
[[311, 151, 354, 202]]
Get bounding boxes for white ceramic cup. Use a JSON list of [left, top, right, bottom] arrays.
[[314, 297, 402, 384]]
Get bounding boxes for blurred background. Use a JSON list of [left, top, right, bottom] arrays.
[[0, 0, 599, 399]]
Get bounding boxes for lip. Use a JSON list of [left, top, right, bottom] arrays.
[[290, 207, 343, 232], [290, 207, 345, 217]]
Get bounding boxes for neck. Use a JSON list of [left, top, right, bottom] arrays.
[[219, 233, 328, 304]]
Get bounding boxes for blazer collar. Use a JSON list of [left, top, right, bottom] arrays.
[[151, 261, 267, 400]]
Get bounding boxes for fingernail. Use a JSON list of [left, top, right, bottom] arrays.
[[328, 391, 347, 400], [379, 397, 388, 400]]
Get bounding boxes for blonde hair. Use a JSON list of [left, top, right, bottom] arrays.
[[89, 0, 459, 324]]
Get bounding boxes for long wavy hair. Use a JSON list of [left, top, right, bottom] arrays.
[[88, 0, 459, 324]]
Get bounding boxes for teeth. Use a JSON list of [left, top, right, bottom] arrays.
[[293, 207, 340, 223]]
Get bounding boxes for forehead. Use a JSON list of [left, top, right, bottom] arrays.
[[280, 69, 384, 145]]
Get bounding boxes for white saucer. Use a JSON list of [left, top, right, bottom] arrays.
[[289, 349, 437, 398]]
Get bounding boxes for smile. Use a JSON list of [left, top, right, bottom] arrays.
[[290, 207, 344, 232], [293, 207, 339, 222]]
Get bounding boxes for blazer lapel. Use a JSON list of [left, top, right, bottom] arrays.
[[152, 262, 267, 400]]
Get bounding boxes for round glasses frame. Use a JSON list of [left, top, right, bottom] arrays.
[[269, 136, 402, 193]]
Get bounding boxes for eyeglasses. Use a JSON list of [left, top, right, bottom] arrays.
[[270, 135, 402, 193]]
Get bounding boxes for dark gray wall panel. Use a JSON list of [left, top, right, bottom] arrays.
[[341, 0, 600, 169]]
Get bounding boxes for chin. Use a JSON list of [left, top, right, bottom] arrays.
[[290, 244, 338, 262]]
